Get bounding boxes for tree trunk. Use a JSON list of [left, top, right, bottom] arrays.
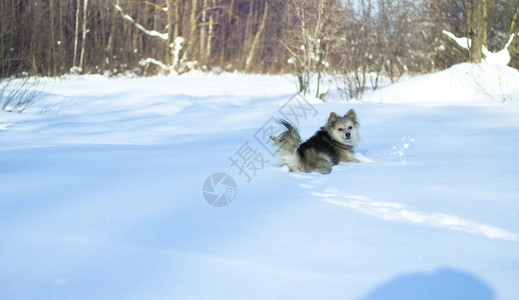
[[107, 4, 116, 74], [482, 0, 487, 48], [187, 0, 199, 60], [200, 0, 207, 62], [221, 0, 235, 64], [245, 1, 268, 72], [79, 0, 89, 72], [175, 0, 181, 39], [468, 0, 485, 63], [166, 0, 174, 65], [49, 0, 56, 76], [207, 0, 214, 60], [243, 0, 255, 61], [509, 2, 518, 37], [59, 1, 68, 72], [98, 3, 106, 73], [73, 0, 81, 68]]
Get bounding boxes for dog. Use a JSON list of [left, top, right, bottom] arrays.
[[270, 109, 359, 174]]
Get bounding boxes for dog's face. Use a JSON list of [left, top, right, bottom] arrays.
[[325, 109, 359, 146]]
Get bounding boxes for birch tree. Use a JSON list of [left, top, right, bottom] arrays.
[[245, 1, 268, 72], [73, 0, 81, 70], [79, 0, 89, 72]]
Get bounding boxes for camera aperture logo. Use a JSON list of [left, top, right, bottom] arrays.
[[202, 173, 237, 207], [202, 93, 317, 207]]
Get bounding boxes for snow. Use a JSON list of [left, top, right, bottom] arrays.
[[366, 63, 519, 104], [443, 30, 516, 65], [443, 30, 471, 50], [138, 57, 169, 70], [171, 36, 185, 67], [1, 63, 519, 299], [482, 34, 515, 66]]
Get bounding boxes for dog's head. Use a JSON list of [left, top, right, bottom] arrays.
[[325, 109, 359, 147]]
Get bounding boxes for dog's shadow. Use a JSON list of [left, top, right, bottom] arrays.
[[361, 267, 494, 300]]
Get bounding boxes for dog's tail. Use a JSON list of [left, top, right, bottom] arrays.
[[270, 119, 302, 171]]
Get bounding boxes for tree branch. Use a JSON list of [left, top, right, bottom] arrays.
[[115, 2, 169, 41]]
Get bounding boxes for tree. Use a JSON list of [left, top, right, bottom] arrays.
[[245, 1, 268, 72], [468, 0, 487, 62], [79, 0, 89, 72], [73, 0, 81, 70], [1, 0, 518, 79], [281, 0, 344, 97]]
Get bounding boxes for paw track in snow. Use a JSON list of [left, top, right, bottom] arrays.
[[314, 190, 519, 242]]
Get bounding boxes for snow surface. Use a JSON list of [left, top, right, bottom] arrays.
[[1, 63, 519, 299], [366, 63, 519, 104]]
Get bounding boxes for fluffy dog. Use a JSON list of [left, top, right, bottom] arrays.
[[270, 109, 359, 174]]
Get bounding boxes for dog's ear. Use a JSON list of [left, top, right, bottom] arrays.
[[345, 109, 357, 121], [328, 112, 340, 126]]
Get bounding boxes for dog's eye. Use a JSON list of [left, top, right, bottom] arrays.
[[338, 128, 343, 131], [348, 126, 353, 130]]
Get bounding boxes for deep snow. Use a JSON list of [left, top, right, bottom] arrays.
[[1, 64, 518, 299]]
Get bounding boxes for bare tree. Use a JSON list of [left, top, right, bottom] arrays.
[[79, 0, 89, 72], [281, 0, 344, 97], [245, 1, 268, 72], [1, 0, 518, 79], [73, 0, 81, 70]]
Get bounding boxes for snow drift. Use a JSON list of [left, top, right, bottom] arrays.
[[1, 65, 518, 300]]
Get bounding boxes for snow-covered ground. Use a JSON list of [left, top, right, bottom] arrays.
[[1, 64, 518, 299]]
